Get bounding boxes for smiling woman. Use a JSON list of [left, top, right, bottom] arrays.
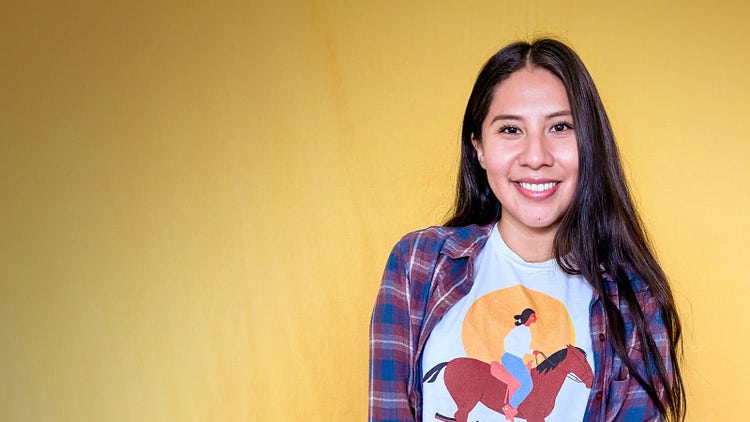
[[369, 39, 685, 422], [472, 67, 579, 263]]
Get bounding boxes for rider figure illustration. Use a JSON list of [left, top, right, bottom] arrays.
[[497, 308, 538, 420]]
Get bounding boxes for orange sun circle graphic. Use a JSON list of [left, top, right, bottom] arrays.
[[462, 285, 576, 365]]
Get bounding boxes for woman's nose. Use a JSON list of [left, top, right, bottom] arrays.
[[518, 132, 554, 169]]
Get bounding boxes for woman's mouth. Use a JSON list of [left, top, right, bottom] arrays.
[[514, 181, 561, 199], [518, 181, 558, 192]]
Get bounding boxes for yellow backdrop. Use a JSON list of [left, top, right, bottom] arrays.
[[2, 1, 748, 420]]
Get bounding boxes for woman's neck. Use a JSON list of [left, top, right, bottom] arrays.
[[497, 219, 558, 263]]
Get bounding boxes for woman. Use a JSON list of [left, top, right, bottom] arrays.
[[369, 38, 685, 421], [496, 308, 538, 420]]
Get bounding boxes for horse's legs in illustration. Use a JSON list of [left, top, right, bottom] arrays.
[[434, 412, 457, 422], [434, 405, 475, 422], [453, 407, 471, 422], [449, 396, 480, 422]]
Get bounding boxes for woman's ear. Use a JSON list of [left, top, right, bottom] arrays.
[[471, 134, 486, 169]]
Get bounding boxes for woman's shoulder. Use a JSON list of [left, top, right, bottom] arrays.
[[391, 223, 494, 259], [379, 224, 494, 295], [602, 271, 651, 294], [602, 272, 660, 317]]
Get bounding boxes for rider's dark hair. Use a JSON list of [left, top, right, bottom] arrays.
[[514, 308, 535, 326], [445, 38, 685, 421]]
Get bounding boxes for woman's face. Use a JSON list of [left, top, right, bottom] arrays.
[[472, 67, 579, 238]]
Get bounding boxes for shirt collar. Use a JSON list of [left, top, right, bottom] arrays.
[[440, 223, 495, 259]]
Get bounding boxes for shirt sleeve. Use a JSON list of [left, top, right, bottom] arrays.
[[369, 238, 418, 422]]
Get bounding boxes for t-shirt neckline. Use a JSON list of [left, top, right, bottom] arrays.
[[489, 223, 558, 271]]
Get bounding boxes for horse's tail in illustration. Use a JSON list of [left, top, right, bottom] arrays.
[[422, 362, 448, 383]]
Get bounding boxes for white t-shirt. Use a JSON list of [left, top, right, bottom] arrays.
[[421, 224, 594, 421], [504, 324, 532, 357]]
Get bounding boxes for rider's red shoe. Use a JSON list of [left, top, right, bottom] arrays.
[[502, 404, 518, 421]]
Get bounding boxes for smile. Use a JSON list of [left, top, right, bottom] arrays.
[[517, 182, 558, 192]]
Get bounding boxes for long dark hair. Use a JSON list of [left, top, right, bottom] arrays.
[[445, 39, 685, 420]]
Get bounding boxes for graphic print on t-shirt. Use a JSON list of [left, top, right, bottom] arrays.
[[463, 285, 577, 362], [423, 286, 594, 422], [421, 226, 594, 422]]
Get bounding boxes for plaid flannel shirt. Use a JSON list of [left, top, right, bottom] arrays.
[[369, 223, 671, 421]]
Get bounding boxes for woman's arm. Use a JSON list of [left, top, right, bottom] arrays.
[[369, 239, 418, 422]]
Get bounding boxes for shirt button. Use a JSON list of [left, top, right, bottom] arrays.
[[595, 391, 603, 400], [598, 333, 606, 342]]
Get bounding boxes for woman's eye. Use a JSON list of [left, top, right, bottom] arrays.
[[551, 122, 573, 132], [499, 125, 520, 134]]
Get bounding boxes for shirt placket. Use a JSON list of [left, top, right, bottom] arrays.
[[587, 284, 617, 422]]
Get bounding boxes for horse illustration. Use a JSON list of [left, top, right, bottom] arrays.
[[423, 345, 593, 422]]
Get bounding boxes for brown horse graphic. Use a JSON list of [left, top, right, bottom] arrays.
[[423, 345, 593, 422]]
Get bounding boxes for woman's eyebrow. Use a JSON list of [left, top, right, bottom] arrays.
[[488, 114, 521, 124], [546, 110, 573, 119], [488, 110, 572, 125]]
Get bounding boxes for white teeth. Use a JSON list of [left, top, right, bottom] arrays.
[[519, 182, 557, 192]]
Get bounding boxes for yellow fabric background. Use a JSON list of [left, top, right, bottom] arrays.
[[1, 1, 747, 420]]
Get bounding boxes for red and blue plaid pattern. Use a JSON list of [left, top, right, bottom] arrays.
[[369, 224, 671, 421]]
